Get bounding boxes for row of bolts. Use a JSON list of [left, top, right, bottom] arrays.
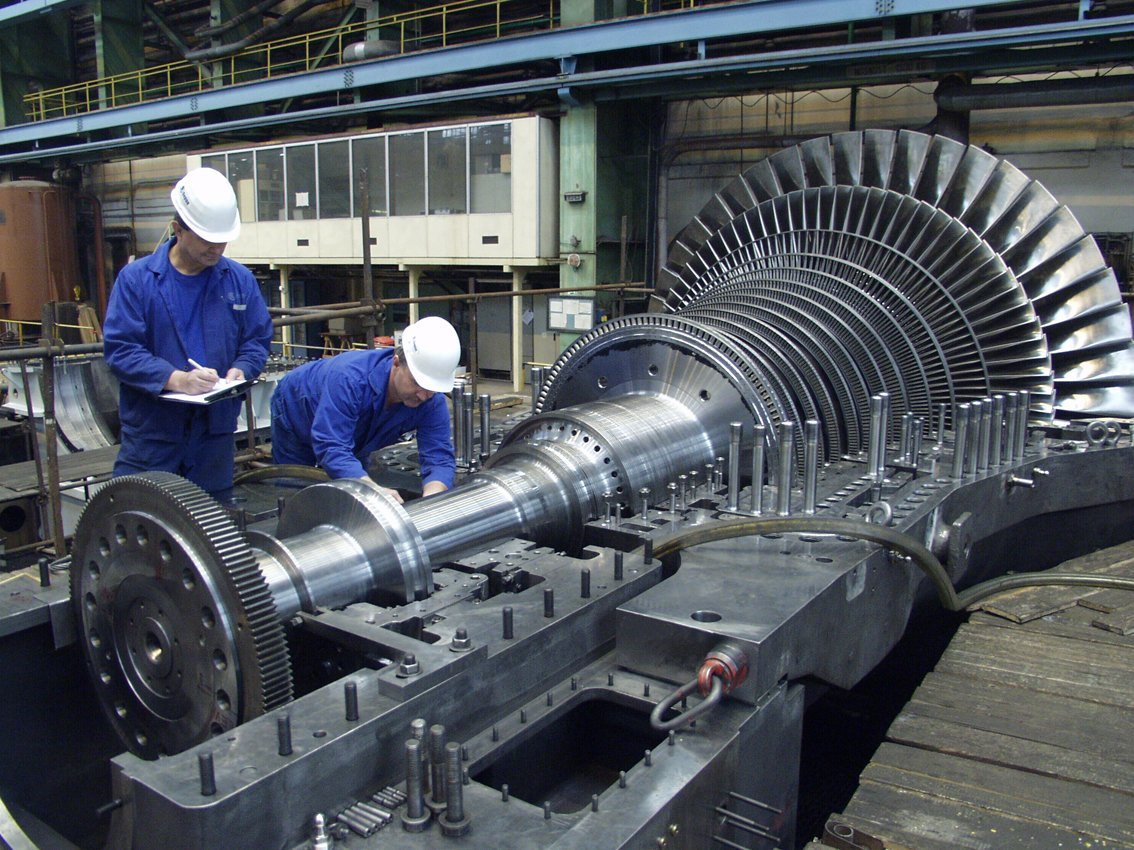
[[272, 686, 702, 845], [594, 390, 1035, 523], [449, 367, 556, 468]]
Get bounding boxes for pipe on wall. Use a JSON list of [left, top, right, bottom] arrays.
[[935, 74, 1134, 111]]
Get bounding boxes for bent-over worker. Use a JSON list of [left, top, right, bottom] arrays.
[[269, 316, 460, 503]]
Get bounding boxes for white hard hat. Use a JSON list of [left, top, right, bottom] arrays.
[[401, 316, 461, 393], [171, 167, 241, 243]]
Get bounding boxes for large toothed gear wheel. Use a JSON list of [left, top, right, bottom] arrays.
[[70, 472, 292, 759]]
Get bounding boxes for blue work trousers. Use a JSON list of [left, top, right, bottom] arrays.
[[113, 407, 237, 502]]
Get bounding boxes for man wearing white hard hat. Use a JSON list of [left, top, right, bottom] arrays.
[[103, 167, 273, 500], [269, 316, 460, 502]]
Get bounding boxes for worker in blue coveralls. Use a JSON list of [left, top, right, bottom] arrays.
[[269, 316, 460, 503], [103, 167, 273, 502]]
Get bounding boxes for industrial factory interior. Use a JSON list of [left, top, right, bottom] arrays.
[[2, 0, 1134, 847]]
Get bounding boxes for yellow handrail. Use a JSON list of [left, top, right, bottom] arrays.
[[23, 0, 560, 121]]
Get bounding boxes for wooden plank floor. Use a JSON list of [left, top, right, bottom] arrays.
[[816, 539, 1134, 850]]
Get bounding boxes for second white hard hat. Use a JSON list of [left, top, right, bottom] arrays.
[[401, 316, 461, 393], [171, 167, 242, 243]]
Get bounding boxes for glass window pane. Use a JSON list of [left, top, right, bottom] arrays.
[[229, 152, 255, 222], [201, 153, 225, 173], [286, 144, 316, 221], [318, 140, 351, 219], [390, 132, 425, 216], [352, 136, 387, 216], [470, 124, 511, 214], [427, 127, 466, 215], [256, 148, 285, 222]]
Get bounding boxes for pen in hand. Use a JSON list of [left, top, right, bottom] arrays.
[[185, 358, 220, 393]]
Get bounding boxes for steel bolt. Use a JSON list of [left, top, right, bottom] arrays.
[[450, 627, 472, 652], [401, 738, 430, 832], [277, 714, 292, 756], [428, 725, 447, 812], [344, 680, 359, 722], [441, 742, 470, 836], [198, 752, 216, 797], [311, 813, 333, 850], [397, 653, 421, 677]]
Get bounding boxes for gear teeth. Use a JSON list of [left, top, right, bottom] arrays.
[[142, 473, 293, 713], [74, 472, 292, 747]]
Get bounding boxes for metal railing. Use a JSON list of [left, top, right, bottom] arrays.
[[23, 0, 558, 121]]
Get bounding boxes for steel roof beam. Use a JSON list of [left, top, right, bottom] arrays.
[[3, 9, 1133, 162], [0, 0, 1071, 148], [0, 0, 86, 30]]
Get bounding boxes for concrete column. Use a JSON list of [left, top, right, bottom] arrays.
[[558, 103, 597, 354], [277, 265, 292, 355], [408, 267, 421, 323], [511, 268, 526, 392]]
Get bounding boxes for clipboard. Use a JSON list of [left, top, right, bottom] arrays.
[[159, 377, 256, 405]]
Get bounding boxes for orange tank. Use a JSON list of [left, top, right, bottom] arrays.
[[0, 179, 81, 322]]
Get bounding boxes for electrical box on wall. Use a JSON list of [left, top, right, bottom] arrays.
[[547, 296, 594, 331]]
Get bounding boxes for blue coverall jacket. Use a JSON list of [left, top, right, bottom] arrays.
[[103, 239, 273, 494], [270, 348, 456, 490]]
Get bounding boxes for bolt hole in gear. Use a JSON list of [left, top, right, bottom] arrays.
[[62, 131, 1134, 850]]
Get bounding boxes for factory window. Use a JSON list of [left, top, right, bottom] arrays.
[[428, 127, 467, 215], [256, 147, 285, 222], [390, 132, 425, 216], [201, 153, 225, 174], [229, 152, 255, 223], [318, 141, 351, 219], [287, 144, 316, 221], [352, 136, 388, 216], [199, 152, 256, 222], [470, 124, 511, 214]]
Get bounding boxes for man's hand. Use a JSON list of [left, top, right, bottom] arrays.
[[165, 366, 219, 395], [380, 485, 404, 503], [422, 480, 449, 498], [225, 367, 246, 382]]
